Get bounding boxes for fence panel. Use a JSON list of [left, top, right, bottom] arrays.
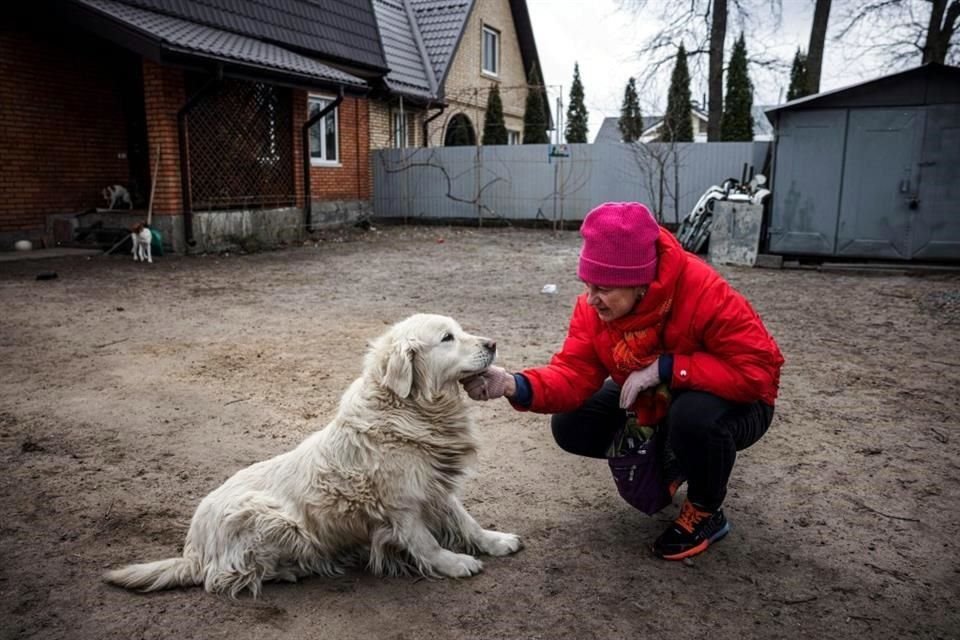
[[373, 142, 770, 225]]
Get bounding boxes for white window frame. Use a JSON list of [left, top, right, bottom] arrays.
[[507, 129, 520, 145], [482, 25, 500, 76], [308, 94, 340, 166]]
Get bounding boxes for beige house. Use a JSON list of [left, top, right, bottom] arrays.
[[594, 105, 775, 144], [370, 0, 549, 149]]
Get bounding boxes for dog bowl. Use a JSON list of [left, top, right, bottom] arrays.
[[14, 240, 32, 251]]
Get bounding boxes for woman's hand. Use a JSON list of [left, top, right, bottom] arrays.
[[462, 366, 516, 401], [619, 359, 661, 409]]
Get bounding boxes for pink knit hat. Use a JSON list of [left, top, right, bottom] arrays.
[[577, 202, 660, 286]]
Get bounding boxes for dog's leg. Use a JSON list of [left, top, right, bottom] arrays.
[[131, 234, 139, 261], [202, 495, 330, 598], [371, 510, 483, 578], [436, 495, 523, 557]]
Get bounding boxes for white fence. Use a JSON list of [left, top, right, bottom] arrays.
[[372, 141, 770, 226]]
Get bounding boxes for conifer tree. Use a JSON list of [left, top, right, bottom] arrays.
[[787, 47, 810, 101], [659, 44, 693, 142], [720, 33, 754, 141], [565, 63, 589, 143], [482, 84, 508, 145], [618, 77, 643, 142], [522, 63, 549, 144]]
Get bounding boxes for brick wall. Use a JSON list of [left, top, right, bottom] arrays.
[[370, 101, 392, 149], [370, 99, 424, 150], [141, 60, 186, 215], [0, 23, 131, 233], [297, 92, 371, 200], [427, 0, 528, 146], [0, 14, 372, 242]]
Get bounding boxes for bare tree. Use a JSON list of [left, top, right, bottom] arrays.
[[805, 0, 832, 94], [707, 0, 728, 140], [837, 0, 959, 68], [924, 0, 960, 62], [627, 112, 689, 224], [617, 1, 782, 140], [630, 142, 674, 223]]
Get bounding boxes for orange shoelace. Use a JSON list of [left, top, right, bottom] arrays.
[[675, 501, 712, 533]]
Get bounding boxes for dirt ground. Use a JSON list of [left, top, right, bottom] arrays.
[[1, 225, 958, 640]]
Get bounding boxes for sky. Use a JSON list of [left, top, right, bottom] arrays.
[[525, 0, 894, 142]]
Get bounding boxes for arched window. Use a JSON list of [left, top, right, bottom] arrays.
[[444, 113, 476, 146]]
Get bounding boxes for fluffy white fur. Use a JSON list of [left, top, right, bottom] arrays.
[[131, 225, 152, 263], [104, 314, 521, 598]]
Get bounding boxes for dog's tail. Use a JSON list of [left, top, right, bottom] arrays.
[[103, 556, 201, 592]]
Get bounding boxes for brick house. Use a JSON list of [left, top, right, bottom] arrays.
[[0, 0, 388, 254], [369, 0, 548, 150]]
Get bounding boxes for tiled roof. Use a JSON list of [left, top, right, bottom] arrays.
[[370, 0, 549, 124], [74, 0, 367, 86], [594, 116, 662, 143], [408, 0, 472, 88], [373, 0, 436, 100], [114, 0, 387, 71]]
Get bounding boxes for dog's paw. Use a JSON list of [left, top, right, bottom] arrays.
[[478, 530, 523, 556], [433, 551, 483, 578]]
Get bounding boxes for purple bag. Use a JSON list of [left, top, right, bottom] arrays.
[[607, 428, 672, 515]]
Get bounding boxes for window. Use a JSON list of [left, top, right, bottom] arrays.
[[392, 109, 415, 148], [508, 130, 520, 145], [482, 26, 499, 76], [308, 95, 339, 164]]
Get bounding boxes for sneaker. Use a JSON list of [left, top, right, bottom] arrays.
[[652, 500, 730, 560]]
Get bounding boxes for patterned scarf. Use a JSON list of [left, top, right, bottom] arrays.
[[608, 236, 683, 425]]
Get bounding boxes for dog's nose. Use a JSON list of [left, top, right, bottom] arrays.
[[483, 340, 496, 353]]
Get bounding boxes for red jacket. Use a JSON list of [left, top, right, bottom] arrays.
[[519, 229, 784, 414]]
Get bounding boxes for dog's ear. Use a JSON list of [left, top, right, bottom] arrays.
[[382, 337, 419, 398]]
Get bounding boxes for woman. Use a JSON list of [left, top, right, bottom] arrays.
[[463, 202, 784, 560]]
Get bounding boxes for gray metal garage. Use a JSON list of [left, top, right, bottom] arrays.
[[765, 63, 960, 261]]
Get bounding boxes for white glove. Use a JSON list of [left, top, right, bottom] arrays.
[[462, 366, 515, 401], [619, 359, 661, 409]]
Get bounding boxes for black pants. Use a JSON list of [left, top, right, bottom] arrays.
[[551, 379, 774, 511]]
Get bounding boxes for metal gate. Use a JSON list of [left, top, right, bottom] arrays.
[[836, 109, 923, 259], [912, 104, 960, 260], [767, 110, 847, 255], [770, 105, 960, 260]]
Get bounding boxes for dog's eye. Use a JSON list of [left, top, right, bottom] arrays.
[[441, 332, 454, 343]]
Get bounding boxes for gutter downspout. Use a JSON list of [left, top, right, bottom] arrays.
[[423, 103, 446, 147], [177, 66, 222, 248], [302, 85, 344, 231]]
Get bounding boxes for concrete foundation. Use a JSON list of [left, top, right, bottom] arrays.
[[189, 207, 304, 254], [310, 199, 372, 229], [8, 201, 373, 255]]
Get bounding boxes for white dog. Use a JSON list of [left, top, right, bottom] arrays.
[[130, 223, 152, 263], [102, 184, 132, 210], [104, 314, 521, 598]]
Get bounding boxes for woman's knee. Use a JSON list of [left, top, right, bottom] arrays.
[[550, 413, 609, 458], [665, 392, 728, 448]]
